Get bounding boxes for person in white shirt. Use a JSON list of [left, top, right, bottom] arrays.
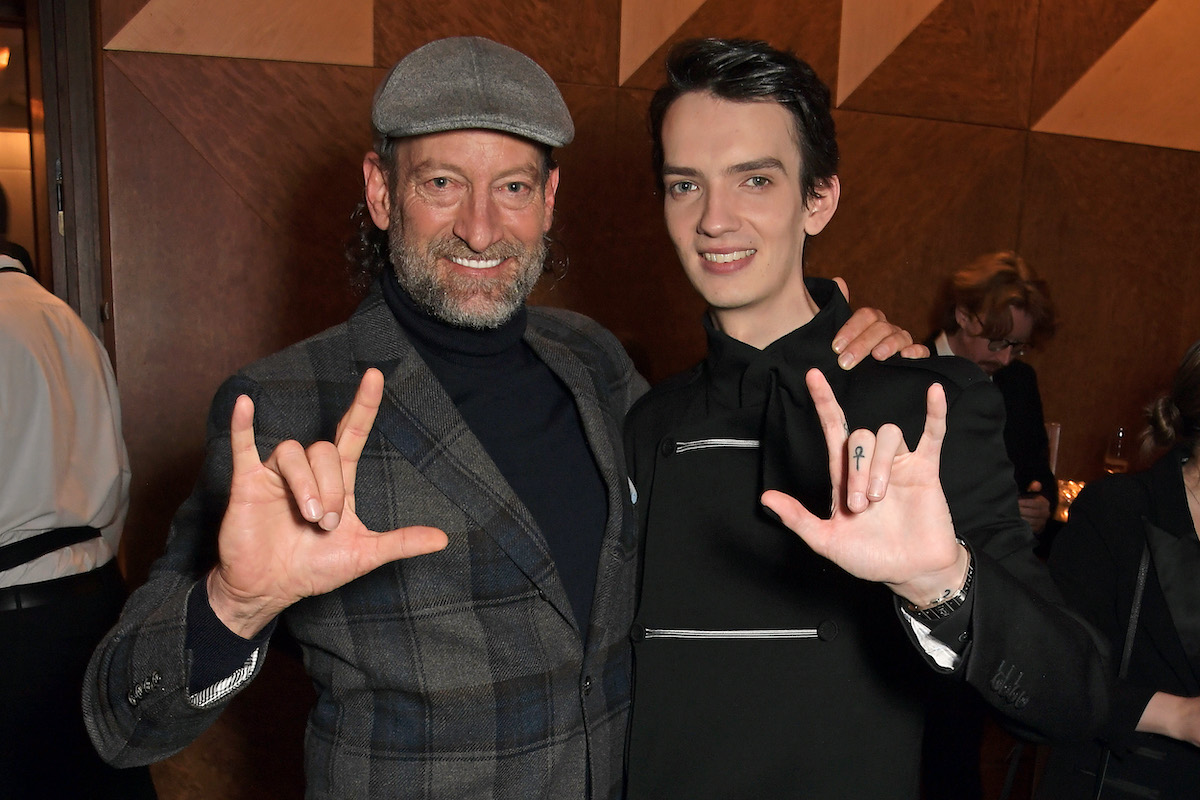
[[0, 248, 156, 798]]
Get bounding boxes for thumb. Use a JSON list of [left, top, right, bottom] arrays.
[[371, 525, 449, 567], [1026, 481, 1042, 493]]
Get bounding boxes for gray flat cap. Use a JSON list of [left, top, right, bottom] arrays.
[[372, 37, 574, 148]]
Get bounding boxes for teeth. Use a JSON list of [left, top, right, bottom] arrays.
[[448, 256, 504, 269], [702, 249, 755, 264]]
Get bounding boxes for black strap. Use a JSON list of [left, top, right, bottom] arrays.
[[0, 526, 102, 572], [1092, 540, 1152, 799], [0, 266, 26, 274]]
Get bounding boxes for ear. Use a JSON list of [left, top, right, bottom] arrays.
[[363, 153, 392, 230], [954, 305, 980, 334], [803, 175, 840, 235], [541, 166, 561, 234]]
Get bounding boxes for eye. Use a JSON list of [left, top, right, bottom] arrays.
[[745, 175, 770, 188], [668, 180, 697, 197], [502, 181, 532, 195], [426, 176, 452, 190]]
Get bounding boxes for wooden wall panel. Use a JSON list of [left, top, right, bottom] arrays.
[[100, 0, 151, 46], [622, 0, 842, 92], [104, 52, 369, 583], [374, 0, 620, 83], [1029, 0, 1156, 122], [843, 0, 1040, 128], [1017, 132, 1200, 481], [808, 111, 1026, 340]]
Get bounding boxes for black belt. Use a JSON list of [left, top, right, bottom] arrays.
[[0, 558, 119, 612], [0, 526, 102, 572]]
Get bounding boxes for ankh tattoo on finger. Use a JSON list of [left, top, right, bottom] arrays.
[[853, 445, 865, 470]]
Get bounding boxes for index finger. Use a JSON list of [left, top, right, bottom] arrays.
[[229, 394, 264, 474], [334, 368, 385, 492], [804, 368, 850, 494]]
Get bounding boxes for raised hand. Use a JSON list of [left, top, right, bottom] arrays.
[[761, 368, 968, 609], [1018, 481, 1052, 535], [207, 368, 448, 637], [830, 278, 929, 369]]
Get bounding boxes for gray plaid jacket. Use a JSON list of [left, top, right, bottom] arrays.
[[84, 287, 648, 799]]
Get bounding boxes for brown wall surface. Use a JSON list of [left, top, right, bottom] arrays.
[[95, 0, 1200, 796]]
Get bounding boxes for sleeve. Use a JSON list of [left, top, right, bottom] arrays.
[[82, 374, 285, 767], [995, 363, 1057, 512], [1047, 482, 1157, 750], [923, 377, 1111, 744]]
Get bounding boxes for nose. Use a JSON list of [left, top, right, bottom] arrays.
[[697, 187, 739, 237], [453, 188, 502, 253], [994, 346, 1014, 367]]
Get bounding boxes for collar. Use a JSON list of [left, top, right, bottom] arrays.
[[701, 277, 848, 520], [703, 277, 848, 409], [934, 331, 955, 357], [379, 267, 528, 362]]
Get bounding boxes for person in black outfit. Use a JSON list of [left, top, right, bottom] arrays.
[[1038, 339, 1200, 798], [922, 251, 1059, 800], [623, 39, 1109, 800]]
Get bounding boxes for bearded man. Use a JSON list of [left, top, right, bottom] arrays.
[[83, 37, 914, 799]]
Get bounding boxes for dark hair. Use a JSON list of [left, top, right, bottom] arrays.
[[648, 38, 839, 204], [936, 252, 1056, 346], [0, 240, 32, 278], [1143, 339, 1200, 456], [345, 135, 559, 290]]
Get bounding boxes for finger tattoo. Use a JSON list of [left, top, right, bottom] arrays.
[[853, 445, 865, 470]]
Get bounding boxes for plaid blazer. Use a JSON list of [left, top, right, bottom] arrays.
[[85, 287, 648, 799]]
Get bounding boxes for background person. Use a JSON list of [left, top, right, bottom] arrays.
[[0, 250, 156, 798], [923, 250, 1060, 799], [1038, 339, 1200, 798], [930, 251, 1058, 542]]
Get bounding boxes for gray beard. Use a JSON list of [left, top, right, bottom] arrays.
[[389, 230, 546, 330]]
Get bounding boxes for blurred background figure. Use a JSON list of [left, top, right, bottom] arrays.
[[1038, 339, 1200, 798], [0, 234, 156, 796], [930, 251, 1059, 543], [922, 251, 1059, 800]]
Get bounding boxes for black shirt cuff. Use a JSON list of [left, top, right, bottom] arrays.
[[184, 577, 275, 694]]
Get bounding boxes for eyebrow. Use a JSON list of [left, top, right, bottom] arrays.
[[662, 157, 789, 178], [409, 159, 542, 182]]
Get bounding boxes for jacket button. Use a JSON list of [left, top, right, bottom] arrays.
[[659, 438, 675, 458], [582, 676, 593, 696], [630, 625, 646, 643], [817, 620, 839, 642]]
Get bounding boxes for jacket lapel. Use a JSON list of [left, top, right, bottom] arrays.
[[1141, 453, 1200, 692], [524, 321, 630, 638]]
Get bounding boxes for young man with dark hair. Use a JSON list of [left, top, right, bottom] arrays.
[[623, 38, 1107, 799]]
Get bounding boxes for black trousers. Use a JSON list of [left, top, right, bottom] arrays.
[[0, 561, 157, 800]]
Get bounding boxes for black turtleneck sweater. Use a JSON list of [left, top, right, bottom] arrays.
[[381, 273, 607, 635]]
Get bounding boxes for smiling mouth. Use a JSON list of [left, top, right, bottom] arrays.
[[447, 255, 506, 270], [702, 249, 756, 264]]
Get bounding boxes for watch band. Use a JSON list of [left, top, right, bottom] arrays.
[[904, 540, 974, 624]]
